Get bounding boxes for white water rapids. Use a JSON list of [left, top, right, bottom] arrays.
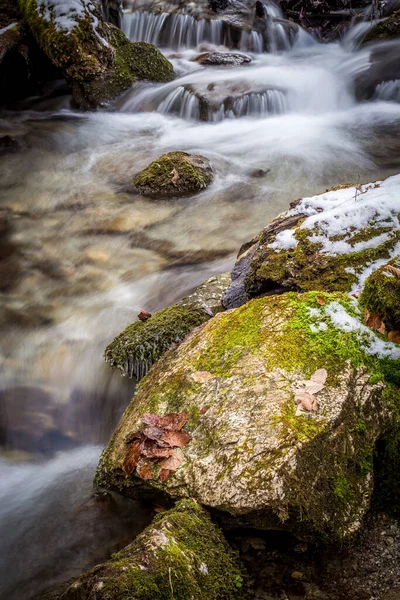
[[2, 2, 400, 597]]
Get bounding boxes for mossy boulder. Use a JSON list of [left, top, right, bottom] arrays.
[[360, 257, 400, 333], [96, 291, 400, 542], [105, 273, 230, 380], [34, 499, 246, 600], [18, 0, 173, 109], [134, 152, 214, 198], [362, 10, 400, 44], [223, 175, 400, 309]]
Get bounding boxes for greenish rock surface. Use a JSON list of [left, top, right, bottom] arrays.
[[18, 0, 173, 109], [223, 177, 400, 309], [134, 152, 214, 198], [105, 272, 230, 380], [362, 9, 400, 44], [360, 257, 400, 334], [34, 499, 246, 600], [96, 291, 400, 542]]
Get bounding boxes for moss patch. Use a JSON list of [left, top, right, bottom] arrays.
[[134, 152, 214, 198], [34, 499, 247, 600], [360, 258, 400, 332]]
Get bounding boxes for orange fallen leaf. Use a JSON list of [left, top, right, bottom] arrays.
[[200, 405, 210, 415], [317, 296, 326, 305], [142, 412, 188, 431], [138, 463, 154, 480], [159, 469, 173, 482], [123, 440, 142, 476], [364, 310, 383, 331], [388, 330, 400, 344], [385, 265, 400, 279], [158, 452, 182, 471], [162, 430, 191, 448], [138, 310, 152, 322]]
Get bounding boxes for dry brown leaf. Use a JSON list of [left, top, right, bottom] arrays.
[[317, 296, 326, 306], [171, 168, 180, 184], [158, 451, 183, 472], [126, 430, 144, 444], [142, 425, 165, 442], [385, 265, 400, 279], [159, 469, 173, 482], [161, 430, 191, 448], [310, 368, 328, 385], [200, 405, 210, 415], [142, 412, 188, 431], [141, 445, 175, 459], [138, 463, 154, 480], [378, 321, 386, 335], [388, 330, 400, 344], [364, 310, 383, 331], [123, 440, 142, 475], [295, 391, 318, 412], [138, 310, 152, 322]]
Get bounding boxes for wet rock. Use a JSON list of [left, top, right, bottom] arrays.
[[223, 175, 400, 309], [362, 8, 400, 44], [134, 151, 214, 198], [18, 0, 174, 109], [34, 499, 246, 600], [105, 272, 230, 380], [195, 51, 252, 66], [97, 291, 400, 542], [355, 41, 400, 100]]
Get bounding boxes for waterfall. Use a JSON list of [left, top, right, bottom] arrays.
[[122, 10, 228, 50], [374, 80, 400, 103], [157, 86, 201, 120]]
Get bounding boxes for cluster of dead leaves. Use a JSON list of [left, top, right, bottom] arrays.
[[292, 368, 327, 413], [364, 264, 400, 344], [123, 412, 190, 483]]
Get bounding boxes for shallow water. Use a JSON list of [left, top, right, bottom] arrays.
[[2, 2, 400, 597]]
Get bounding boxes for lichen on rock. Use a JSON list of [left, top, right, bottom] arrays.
[[18, 0, 174, 109], [96, 291, 400, 542], [33, 499, 246, 600], [105, 273, 230, 380], [223, 175, 400, 309], [134, 151, 214, 198]]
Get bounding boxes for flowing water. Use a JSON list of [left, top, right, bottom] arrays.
[[2, 2, 400, 597]]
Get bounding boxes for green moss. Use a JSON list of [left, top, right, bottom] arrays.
[[18, 1, 173, 109], [134, 152, 213, 198], [246, 223, 400, 297], [35, 500, 247, 600], [363, 9, 400, 44], [359, 259, 400, 332], [105, 304, 209, 380]]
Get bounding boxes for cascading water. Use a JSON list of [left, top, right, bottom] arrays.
[[3, 1, 400, 598]]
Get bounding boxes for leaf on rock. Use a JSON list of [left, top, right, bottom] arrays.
[[200, 405, 210, 415], [159, 469, 173, 482], [138, 310, 152, 322], [158, 451, 183, 471], [388, 330, 400, 344], [142, 412, 188, 431], [295, 391, 318, 412], [138, 463, 154, 481], [364, 310, 383, 331], [162, 430, 191, 448], [142, 425, 166, 442], [310, 368, 327, 385], [123, 440, 142, 475], [126, 430, 145, 444], [385, 265, 400, 279], [171, 168, 180, 184], [141, 446, 175, 459]]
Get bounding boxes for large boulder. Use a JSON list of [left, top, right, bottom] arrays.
[[360, 256, 400, 337], [18, 0, 174, 109], [223, 175, 400, 309], [105, 272, 230, 380], [134, 151, 214, 198], [96, 291, 400, 542], [34, 499, 246, 600]]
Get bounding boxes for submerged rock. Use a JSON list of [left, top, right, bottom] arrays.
[[134, 151, 214, 198], [35, 499, 246, 600], [96, 291, 400, 542], [223, 176, 400, 309], [18, 0, 174, 109], [194, 51, 252, 66], [105, 272, 230, 380]]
